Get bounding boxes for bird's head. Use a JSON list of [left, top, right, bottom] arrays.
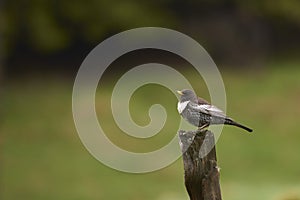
[[176, 89, 198, 103]]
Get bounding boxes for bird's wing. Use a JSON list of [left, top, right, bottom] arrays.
[[190, 103, 227, 118], [197, 97, 210, 105]]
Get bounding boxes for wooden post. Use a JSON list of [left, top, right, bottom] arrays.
[[178, 130, 222, 200]]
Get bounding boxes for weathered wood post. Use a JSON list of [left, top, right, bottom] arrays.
[[178, 129, 222, 200]]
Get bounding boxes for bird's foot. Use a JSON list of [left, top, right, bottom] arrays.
[[198, 123, 209, 131]]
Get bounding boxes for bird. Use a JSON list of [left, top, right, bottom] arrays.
[[176, 89, 253, 132]]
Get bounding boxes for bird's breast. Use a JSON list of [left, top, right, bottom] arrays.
[[177, 101, 190, 114]]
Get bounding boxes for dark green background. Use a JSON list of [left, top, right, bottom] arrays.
[[1, 1, 300, 200]]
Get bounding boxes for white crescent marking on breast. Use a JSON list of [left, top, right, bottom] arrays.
[[177, 101, 190, 114]]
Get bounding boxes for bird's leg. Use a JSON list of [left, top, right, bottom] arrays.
[[198, 123, 210, 131]]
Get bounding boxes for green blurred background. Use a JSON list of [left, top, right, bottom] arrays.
[[1, 1, 300, 200]]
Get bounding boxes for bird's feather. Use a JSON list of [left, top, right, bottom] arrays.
[[190, 103, 227, 118], [197, 97, 210, 105], [177, 101, 190, 114]]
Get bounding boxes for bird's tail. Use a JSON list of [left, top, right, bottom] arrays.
[[225, 119, 253, 133]]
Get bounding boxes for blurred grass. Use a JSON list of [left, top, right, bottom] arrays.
[[2, 63, 300, 200]]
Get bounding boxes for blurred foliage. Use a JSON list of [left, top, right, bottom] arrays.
[[238, 0, 300, 22], [1, 0, 174, 55], [2, 0, 300, 57]]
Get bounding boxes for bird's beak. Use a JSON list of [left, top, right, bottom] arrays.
[[177, 90, 183, 95]]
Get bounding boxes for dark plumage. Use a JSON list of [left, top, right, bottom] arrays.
[[177, 89, 252, 132]]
